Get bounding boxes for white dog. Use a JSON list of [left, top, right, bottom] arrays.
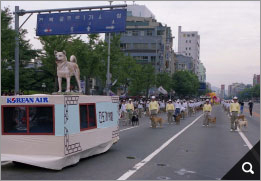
[[54, 50, 82, 93]]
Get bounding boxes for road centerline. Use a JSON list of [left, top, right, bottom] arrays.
[[117, 114, 203, 180]]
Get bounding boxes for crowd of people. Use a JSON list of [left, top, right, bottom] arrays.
[[119, 95, 256, 130], [119, 96, 205, 127], [1, 90, 24, 96]]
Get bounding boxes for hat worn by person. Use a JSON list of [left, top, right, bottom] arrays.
[[152, 96, 156, 99], [233, 96, 238, 100], [206, 99, 209, 101]]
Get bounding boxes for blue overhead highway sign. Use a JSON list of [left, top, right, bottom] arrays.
[[36, 9, 126, 36]]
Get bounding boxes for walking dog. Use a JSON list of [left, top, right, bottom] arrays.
[[131, 115, 139, 126], [174, 114, 182, 125], [54, 50, 82, 93], [208, 117, 216, 124], [150, 116, 165, 128], [236, 115, 248, 130]]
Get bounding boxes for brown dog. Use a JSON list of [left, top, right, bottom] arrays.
[[238, 119, 248, 130], [150, 116, 165, 128], [208, 117, 216, 124], [236, 115, 248, 130], [175, 114, 182, 125], [237, 115, 245, 121]]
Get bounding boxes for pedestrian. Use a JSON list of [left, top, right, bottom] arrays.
[[126, 99, 134, 125], [166, 99, 175, 124], [174, 99, 181, 117], [180, 101, 186, 119], [202, 99, 212, 127], [239, 100, 244, 114], [160, 100, 165, 114], [146, 99, 150, 117], [120, 100, 127, 121], [138, 101, 143, 118], [149, 96, 159, 128], [248, 100, 254, 117], [229, 97, 240, 131]]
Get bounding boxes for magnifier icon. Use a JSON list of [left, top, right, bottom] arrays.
[[242, 162, 254, 174]]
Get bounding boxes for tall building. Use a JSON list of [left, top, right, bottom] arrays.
[[175, 53, 194, 72], [107, 4, 175, 74], [253, 74, 260, 86], [228, 83, 247, 98], [198, 62, 206, 83], [126, 4, 155, 18], [206, 82, 211, 91], [178, 26, 200, 77], [220, 84, 225, 99]]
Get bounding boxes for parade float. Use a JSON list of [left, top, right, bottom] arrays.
[[206, 92, 220, 104], [1, 52, 120, 170]]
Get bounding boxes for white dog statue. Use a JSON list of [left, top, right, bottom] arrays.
[[54, 50, 82, 93]]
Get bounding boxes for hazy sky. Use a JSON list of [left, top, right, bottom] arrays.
[[1, 1, 260, 88]]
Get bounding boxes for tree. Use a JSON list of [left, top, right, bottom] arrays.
[[238, 84, 260, 100], [156, 72, 172, 92], [171, 70, 200, 98], [1, 7, 39, 93]]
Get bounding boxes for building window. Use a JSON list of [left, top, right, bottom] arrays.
[[2, 105, 54, 135], [187, 34, 190, 37], [189, 53, 191, 56], [127, 31, 132, 36], [183, 34, 186, 37], [186, 40, 188, 43], [192, 34, 195, 37], [132, 30, 139, 36], [151, 43, 156, 49], [185, 53, 187, 56], [120, 43, 126, 49], [80, 104, 97, 131], [186, 47, 188, 50], [151, 56, 156, 63], [189, 40, 191, 43], [147, 30, 153, 36], [133, 56, 148, 63], [189, 47, 191, 50], [133, 43, 148, 49], [140, 31, 144, 36]]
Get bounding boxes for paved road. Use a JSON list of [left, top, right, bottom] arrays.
[[1, 104, 260, 180]]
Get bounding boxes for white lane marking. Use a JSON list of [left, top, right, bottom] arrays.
[[119, 126, 139, 132], [117, 114, 203, 180], [237, 128, 253, 150]]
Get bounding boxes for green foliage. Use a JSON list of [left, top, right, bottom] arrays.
[[129, 64, 155, 97], [171, 70, 200, 97], [156, 72, 172, 92], [238, 84, 260, 100], [1, 7, 39, 93], [1, 8, 16, 62]]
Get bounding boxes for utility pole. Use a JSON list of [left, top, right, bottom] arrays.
[[14, 6, 20, 95], [155, 26, 158, 86], [106, 1, 113, 96]]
